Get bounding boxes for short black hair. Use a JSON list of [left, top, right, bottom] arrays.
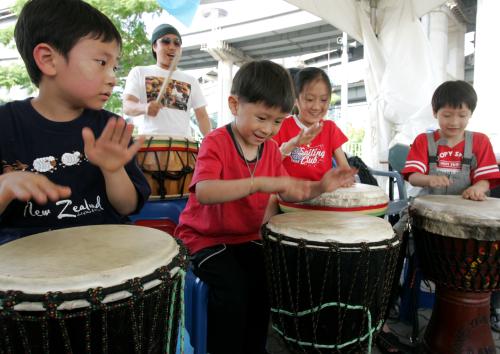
[[431, 80, 477, 113], [14, 0, 122, 86], [230, 60, 294, 113], [294, 67, 332, 99]]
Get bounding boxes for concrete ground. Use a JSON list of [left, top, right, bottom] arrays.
[[266, 308, 500, 353]]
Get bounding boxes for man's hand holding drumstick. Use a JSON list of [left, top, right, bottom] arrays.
[[145, 52, 181, 118]]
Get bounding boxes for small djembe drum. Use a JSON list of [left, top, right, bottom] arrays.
[[137, 135, 199, 199], [410, 195, 500, 354], [278, 183, 389, 217], [0, 225, 188, 353], [262, 212, 400, 353]]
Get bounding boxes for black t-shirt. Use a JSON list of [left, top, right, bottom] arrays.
[[0, 98, 150, 233]]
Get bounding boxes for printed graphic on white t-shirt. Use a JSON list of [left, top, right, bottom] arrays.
[[145, 77, 191, 111]]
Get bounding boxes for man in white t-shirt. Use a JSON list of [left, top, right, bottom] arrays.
[[123, 24, 211, 137]]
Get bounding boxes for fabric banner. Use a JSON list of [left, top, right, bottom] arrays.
[[157, 0, 200, 27], [285, 0, 445, 167]]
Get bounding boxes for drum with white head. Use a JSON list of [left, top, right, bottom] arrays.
[[0, 225, 188, 353], [410, 195, 500, 354], [279, 183, 389, 217], [262, 211, 399, 353]]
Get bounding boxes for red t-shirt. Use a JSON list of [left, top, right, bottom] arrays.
[[174, 125, 288, 254], [401, 130, 500, 188], [273, 116, 348, 181]]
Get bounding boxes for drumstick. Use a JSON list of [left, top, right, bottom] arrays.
[[156, 52, 181, 104]]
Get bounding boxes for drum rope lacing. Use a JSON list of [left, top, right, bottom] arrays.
[[262, 226, 400, 353], [0, 239, 189, 354], [409, 211, 500, 292]]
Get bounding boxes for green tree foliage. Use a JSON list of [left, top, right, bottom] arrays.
[[1, 0, 163, 114], [346, 125, 365, 144]]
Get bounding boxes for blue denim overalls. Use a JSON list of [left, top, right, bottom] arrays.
[[423, 130, 476, 195]]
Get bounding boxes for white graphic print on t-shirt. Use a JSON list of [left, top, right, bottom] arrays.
[[290, 144, 326, 166]]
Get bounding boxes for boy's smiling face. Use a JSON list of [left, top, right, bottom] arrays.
[[228, 95, 288, 149], [53, 36, 120, 111], [434, 104, 472, 144]]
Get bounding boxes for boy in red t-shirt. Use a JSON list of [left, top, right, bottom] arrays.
[[274, 67, 351, 181], [175, 60, 356, 354], [401, 80, 500, 200], [400, 80, 500, 339]]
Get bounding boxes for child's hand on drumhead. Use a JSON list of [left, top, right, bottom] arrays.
[[278, 177, 317, 201], [320, 167, 358, 193], [427, 175, 450, 188], [340, 173, 356, 188], [462, 184, 487, 201], [83, 117, 145, 173], [0, 171, 71, 206]]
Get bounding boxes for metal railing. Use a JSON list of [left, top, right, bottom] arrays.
[[345, 142, 362, 157]]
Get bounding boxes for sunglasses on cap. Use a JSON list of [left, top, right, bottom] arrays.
[[159, 37, 181, 47]]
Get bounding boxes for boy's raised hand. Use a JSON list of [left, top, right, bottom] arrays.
[[82, 117, 144, 173], [0, 171, 71, 208]]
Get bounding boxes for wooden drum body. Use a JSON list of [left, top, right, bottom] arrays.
[[262, 212, 400, 353], [137, 135, 199, 199], [279, 183, 389, 217], [0, 225, 188, 353], [410, 195, 500, 354]]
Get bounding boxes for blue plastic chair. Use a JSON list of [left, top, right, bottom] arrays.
[[129, 198, 188, 224], [184, 268, 209, 354]]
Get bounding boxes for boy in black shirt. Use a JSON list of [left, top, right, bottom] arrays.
[[0, 0, 150, 241]]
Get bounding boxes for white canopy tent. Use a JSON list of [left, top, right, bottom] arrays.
[[471, 0, 500, 152], [285, 0, 447, 167]]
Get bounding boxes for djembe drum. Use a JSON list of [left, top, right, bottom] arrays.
[[410, 195, 500, 354], [0, 225, 188, 353], [278, 183, 389, 217], [262, 212, 400, 353], [137, 135, 199, 199]]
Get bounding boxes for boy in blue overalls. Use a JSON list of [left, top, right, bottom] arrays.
[[401, 80, 500, 337]]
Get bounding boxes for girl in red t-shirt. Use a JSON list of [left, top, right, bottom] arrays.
[[274, 67, 352, 182]]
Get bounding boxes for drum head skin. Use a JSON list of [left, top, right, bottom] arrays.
[[279, 183, 389, 216], [266, 211, 394, 244], [0, 225, 179, 294], [410, 195, 500, 240]]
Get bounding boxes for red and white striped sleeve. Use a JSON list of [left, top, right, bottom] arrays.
[[471, 132, 500, 188], [401, 133, 429, 179]]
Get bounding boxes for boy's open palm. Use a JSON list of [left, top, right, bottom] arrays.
[[278, 178, 317, 201], [82, 117, 144, 173], [320, 167, 358, 193], [0, 171, 71, 206]]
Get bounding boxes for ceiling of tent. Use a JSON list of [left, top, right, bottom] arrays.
[[179, 0, 476, 70]]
